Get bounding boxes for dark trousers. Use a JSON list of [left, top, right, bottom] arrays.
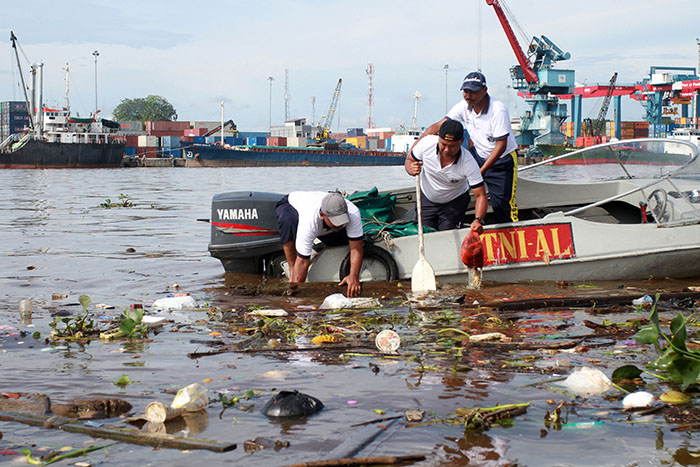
[[471, 148, 518, 223], [420, 190, 471, 231]]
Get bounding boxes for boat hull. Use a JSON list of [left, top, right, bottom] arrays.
[[0, 139, 125, 169], [184, 145, 405, 167]]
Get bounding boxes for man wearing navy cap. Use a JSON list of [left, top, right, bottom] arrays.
[[405, 119, 488, 232], [413, 71, 519, 224]]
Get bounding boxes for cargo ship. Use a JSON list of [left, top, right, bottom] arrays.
[[0, 104, 126, 169], [1, 32, 125, 169], [181, 143, 406, 167]]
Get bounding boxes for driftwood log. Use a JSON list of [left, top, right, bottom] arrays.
[[0, 393, 131, 419], [0, 410, 236, 453]]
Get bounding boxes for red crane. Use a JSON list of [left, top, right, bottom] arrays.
[[485, 0, 538, 84]]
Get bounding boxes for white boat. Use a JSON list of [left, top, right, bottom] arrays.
[[208, 138, 700, 283]]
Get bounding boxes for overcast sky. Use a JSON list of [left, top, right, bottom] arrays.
[[2, 0, 698, 131]]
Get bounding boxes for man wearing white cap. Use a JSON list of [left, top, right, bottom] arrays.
[[413, 71, 519, 224], [275, 191, 364, 296]]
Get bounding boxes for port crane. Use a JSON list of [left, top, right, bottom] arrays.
[[486, 0, 574, 148], [315, 78, 342, 143], [583, 72, 618, 138]]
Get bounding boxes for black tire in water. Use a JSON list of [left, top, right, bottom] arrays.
[[339, 245, 399, 282]]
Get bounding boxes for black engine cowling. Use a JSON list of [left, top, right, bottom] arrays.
[[208, 191, 285, 274]]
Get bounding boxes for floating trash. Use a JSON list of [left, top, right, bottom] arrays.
[[561, 367, 612, 394], [262, 390, 323, 419], [632, 295, 653, 307], [153, 294, 198, 311], [375, 329, 401, 354], [622, 391, 654, 409]]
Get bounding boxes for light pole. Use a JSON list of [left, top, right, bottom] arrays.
[[267, 76, 274, 131], [443, 64, 449, 113], [92, 50, 99, 115]]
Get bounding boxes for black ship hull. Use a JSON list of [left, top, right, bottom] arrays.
[[0, 139, 126, 169]]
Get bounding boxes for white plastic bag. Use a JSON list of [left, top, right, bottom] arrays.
[[153, 294, 198, 311], [320, 293, 353, 310], [562, 367, 612, 394]]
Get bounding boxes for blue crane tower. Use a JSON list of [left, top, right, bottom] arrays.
[[487, 0, 575, 149]]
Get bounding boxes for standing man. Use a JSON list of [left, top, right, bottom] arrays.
[[275, 191, 364, 296], [405, 119, 488, 232], [415, 71, 519, 224]]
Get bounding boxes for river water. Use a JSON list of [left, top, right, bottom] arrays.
[[1, 166, 700, 466]]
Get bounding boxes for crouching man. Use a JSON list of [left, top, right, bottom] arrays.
[[275, 191, 364, 296]]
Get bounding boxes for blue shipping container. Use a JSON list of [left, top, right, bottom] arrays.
[[125, 146, 137, 156], [161, 136, 181, 147], [193, 136, 205, 144]]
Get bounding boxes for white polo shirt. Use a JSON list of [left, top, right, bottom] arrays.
[[288, 191, 364, 258], [411, 135, 484, 204], [446, 96, 518, 161]]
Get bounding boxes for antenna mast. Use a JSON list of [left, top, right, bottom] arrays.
[[284, 69, 290, 122], [64, 62, 70, 112], [412, 91, 421, 129], [366, 64, 375, 129]]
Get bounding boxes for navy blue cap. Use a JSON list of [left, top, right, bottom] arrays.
[[460, 71, 487, 91]]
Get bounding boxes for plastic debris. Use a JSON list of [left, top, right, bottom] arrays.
[[262, 390, 323, 418], [561, 367, 612, 394], [141, 316, 166, 327], [468, 332, 510, 343], [94, 303, 115, 309], [622, 391, 654, 409], [660, 390, 691, 404], [375, 329, 401, 354], [52, 293, 68, 300], [250, 308, 288, 317], [152, 294, 198, 311], [562, 421, 604, 429], [319, 294, 381, 310], [18, 299, 32, 316], [320, 293, 353, 310], [632, 295, 653, 307], [145, 383, 208, 423]]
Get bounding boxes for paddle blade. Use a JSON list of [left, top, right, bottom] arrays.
[[412, 257, 437, 293]]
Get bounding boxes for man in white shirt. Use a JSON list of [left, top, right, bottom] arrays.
[[405, 119, 488, 232], [275, 191, 364, 296], [414, 71, 519, 224]]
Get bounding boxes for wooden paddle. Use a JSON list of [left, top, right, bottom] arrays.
[[411, 174, 436, 293]]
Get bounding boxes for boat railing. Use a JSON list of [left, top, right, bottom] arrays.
[[0, 134, 16, 150], [563, 173, 700, 227], [520, 138, 700, 178]]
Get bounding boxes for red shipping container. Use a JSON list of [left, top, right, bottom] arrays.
[[149, 130, 183, 137], [126, 135, 140, 146], [267, 137, 287, 146], [575, 137, 585, 147]]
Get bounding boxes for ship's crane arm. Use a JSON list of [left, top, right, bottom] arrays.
[[596, 72, 618, 123], [317, 78, 342, 142], [203, 119, 237, 138], [485, 0, 538, 84]]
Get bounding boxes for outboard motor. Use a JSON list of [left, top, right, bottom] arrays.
[[208, 191, 285, 274]]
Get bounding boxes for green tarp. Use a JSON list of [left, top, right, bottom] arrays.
[[347, 187, 434, 239]]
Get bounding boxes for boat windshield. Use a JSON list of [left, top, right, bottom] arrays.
[[520, 138, 700, 182]]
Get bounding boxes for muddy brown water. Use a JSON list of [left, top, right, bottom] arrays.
[[2, 166, 700, 466]]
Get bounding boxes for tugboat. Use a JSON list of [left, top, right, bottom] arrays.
[[0, 32, 125, 169]]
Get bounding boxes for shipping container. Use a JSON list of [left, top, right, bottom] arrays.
[[124, 146, 137, 156], [161, 135, 181, 147], [347, 128, 365, 137], [137, 135, 159, 147], [184, 128, 208, 137], [267, 137, 287, 146]]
